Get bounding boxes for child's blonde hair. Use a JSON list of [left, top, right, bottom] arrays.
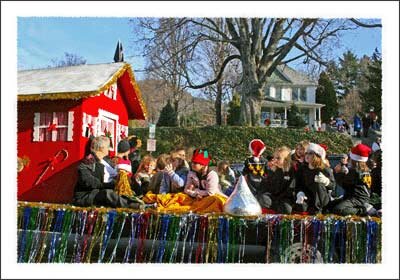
[[309, 154, 326, 170], [274, 146, 292, 172], [296, 140, 310, 150], [135, 155, 156, 175]]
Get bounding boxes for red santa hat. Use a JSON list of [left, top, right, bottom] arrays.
[[350, 144, 371, 162], [319, 143, 328, 152], [191, 148, 211, 166], [117, 158, 132, 176], [249, 139, 266, 160], [307, 143, 326, 161]]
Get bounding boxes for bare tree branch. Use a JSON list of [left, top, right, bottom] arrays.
[[184, 54, 241, 89], [350, 18, 382, 28]]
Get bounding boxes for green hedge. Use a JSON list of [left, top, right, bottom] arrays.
[[129, 126, 353, 163]]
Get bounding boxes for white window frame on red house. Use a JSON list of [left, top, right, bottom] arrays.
[[33, 111, 74, 142], [97, 109, 119, 151], [104, 83, 117, 100], [116, 123, 129, 145], [82, 112, 98, 138]]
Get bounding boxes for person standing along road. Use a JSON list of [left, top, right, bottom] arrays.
[[353, 113, 362, 138], [369, 108, 379, 130], [362, 113, 371, 138]]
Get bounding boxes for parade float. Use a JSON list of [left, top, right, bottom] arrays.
[[17, 177, 381, 264], [16, 62, 381, 264]]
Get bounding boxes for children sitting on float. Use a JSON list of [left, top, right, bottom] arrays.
[[127, 135, 142, 174], [294, 143, 335, 215], [216, 160, 236, 196], [261, 146, 296, 214], [134, 155, 156, 196], [173, 146, 191, 169], [159, 151, 189, 194], [73, 136, 144, 209], [184, 148, 227, 199], [242, 139, 269, 207], [113, 139, 146, 206], [331, 144, 378, 216], [113, 140, 134, 197], [291, 140, 310, 171], [148, 153, 170, 194]]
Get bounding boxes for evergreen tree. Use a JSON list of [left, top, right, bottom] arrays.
[[337, 51, 359, 96], [287, 103, 306, 128], [227, 92, 241, 125], [316, 71, 339, 123], [326, 51, 362, 99], [157, 100, 178, 127], [180, 111, 202, 127], [360, 49, 382, 120]]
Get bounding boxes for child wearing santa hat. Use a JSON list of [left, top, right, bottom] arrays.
[[242, 139, 270, 207], [331, 143, 377, 216], [294, 143, 336, 214], [184, 148, 226, 198], [113, 140, 145, 206]]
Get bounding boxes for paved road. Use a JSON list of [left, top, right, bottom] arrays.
[[350, 128, 381, 146]]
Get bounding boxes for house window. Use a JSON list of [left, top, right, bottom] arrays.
[[276, 87, 282, 100], [104, 83, 117, 100], [265, 87, 270, 97], [300, 88, 307, 102], [98, 109, 119, 152], [99, 117, 115, 150], [33, 111, 74, 142], [82, 113, 98, 138], [292, 88, 299, 101]]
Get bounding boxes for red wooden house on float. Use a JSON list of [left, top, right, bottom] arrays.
[[17, 62, 147, 203]]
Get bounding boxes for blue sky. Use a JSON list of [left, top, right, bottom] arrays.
[[18, 17, 382, 80]]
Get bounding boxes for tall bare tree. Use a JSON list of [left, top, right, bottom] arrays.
[[133, 18, 381, 126], [135, 18, 196, 115], [196, 20, 241, 125]]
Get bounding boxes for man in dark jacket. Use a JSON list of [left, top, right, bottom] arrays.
[[128, 135, 142, 174], [73, 136, 144, 209], [362, 113, 371, 138]]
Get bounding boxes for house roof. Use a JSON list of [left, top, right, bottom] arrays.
[[267, 65, 317, 86], [18, 62, 147, 119]]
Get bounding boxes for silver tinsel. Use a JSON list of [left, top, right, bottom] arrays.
[[223, 175, 262, 216]]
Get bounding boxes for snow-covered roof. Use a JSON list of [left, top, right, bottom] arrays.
[[18, 62, 126, 96], [17, 62, 147, 120]]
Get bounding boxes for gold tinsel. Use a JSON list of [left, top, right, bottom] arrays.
[[16, 200, 382, 223], [114, 170, 135, 198]]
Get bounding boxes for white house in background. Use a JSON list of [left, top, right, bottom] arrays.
[[261, 65, 324, 128]]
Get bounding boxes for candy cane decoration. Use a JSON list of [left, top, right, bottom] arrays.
[[34, 149, 69, 186]]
